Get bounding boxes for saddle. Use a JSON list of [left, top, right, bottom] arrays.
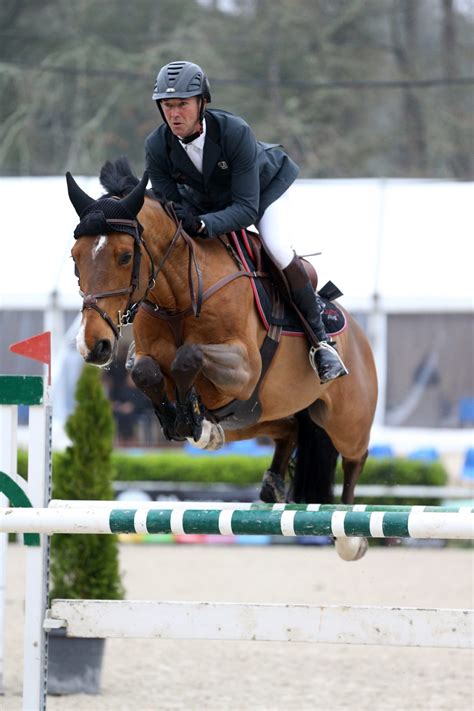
[[209, 230, 347, 429]]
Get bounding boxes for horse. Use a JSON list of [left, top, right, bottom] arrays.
[[66, 157, 378, 561]]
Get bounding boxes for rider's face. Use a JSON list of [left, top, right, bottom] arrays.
[[160, 97, 201, 138]]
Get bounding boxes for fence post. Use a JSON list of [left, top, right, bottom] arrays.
[[0, 405, 18, 696], [23, 386, 52, 711]]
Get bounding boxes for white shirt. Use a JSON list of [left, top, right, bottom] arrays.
[[178, 119, 206, 174]]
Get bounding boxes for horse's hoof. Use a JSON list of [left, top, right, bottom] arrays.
[[260, 470, 286, 504], [334, 536, 368, 562], [186, 419, 225, 451]]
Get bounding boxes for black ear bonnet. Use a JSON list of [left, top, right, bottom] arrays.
[[73, 200, 143, 241], [66, 171, 148, 241]]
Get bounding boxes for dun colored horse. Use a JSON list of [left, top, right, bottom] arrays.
[[67, 158, 377, 561]]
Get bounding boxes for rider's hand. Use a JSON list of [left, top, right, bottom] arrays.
[[174, 204, 207, 237]]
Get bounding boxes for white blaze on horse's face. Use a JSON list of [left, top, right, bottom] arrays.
[[76, 320, 89, 359], [92, 235, 108, 259], [71, 236, 125, 368]]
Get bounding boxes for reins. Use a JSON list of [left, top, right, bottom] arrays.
[[142, 266, 267, 347], [142, 211, 268, 347], [150, 202, 204, 318]]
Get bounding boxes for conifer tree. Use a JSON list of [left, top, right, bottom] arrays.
[[50, 365, 123, 600]]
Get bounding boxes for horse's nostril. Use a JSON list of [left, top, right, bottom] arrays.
[[85, 339, 113, 365], [96, 339, 112, 359]]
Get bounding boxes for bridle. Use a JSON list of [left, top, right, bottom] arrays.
[[77, 217, 157, 340]]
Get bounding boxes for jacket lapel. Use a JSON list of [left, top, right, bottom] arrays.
[[202, 112, 222, 185]]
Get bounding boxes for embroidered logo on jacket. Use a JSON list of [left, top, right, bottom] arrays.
[[217, 161, 228, 170]]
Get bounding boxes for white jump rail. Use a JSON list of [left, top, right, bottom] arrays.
[[46, 600, 474, 650]]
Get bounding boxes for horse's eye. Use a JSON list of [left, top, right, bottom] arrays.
[[118, 253, 132, 266]]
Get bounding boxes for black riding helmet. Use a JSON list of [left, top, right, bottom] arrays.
[[152, 61, 211, 142]]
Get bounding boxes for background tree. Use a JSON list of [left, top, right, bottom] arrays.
[[0, 0, 472, 179]]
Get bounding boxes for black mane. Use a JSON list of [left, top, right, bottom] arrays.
[[99, 156, 157, 201]]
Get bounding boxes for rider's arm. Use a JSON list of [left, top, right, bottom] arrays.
[[200, 122, 259, 237]]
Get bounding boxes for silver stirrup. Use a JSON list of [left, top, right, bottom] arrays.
[[309, 341, 349, 375]]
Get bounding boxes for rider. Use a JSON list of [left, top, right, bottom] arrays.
[[145, 60, 348, 384]]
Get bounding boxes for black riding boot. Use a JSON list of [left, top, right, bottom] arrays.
[[283, 256, 348, 384]]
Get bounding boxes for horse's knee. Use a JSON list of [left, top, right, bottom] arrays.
[[171, 345, 204, 397], [131, 356, 164, 396], [171, 344, 204, 379]]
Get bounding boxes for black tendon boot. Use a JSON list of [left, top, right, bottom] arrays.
[[283, 256, 348, 384]]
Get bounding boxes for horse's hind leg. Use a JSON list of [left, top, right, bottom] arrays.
[[260, 419, 298, 503], [341, 452, 368, 504], [334, 452, 369, 561], [224, 417, 298, 504]]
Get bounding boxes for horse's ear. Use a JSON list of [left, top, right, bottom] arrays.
[[66, 172, 95, 216], [119, 171, 149, 217]]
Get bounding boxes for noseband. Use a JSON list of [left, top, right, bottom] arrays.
[[76, 217, 157, 340]]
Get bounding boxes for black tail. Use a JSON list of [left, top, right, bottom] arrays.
[[99, 156, 139, 197], [290, 409, 338, 503]]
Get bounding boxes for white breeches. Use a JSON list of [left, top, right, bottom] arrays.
[[256, 185, 297, 269]]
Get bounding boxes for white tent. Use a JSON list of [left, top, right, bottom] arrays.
[[1, 176, 473, 312], [1, 177, 473, 454]]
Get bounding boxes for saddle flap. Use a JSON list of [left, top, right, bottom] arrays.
[[228, 230, 346, 337]]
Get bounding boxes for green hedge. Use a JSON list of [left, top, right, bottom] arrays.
[[112, 451, 272, 484], [110, 451, 447, 484], [337, 457, 447, 506], [17, 449, 448, 505]]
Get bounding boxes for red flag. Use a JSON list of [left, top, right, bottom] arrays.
[[10, 331, 52, 384]]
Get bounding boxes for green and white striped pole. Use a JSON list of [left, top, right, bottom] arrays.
[[50, 500, 474, 514], [1, 506, 473, 539]]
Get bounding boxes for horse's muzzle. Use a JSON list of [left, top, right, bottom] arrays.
[[85, 338, 115, 366]]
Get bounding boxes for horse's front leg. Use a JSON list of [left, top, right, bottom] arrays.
[[171, 341, 257, 447], [131, 354, 183, 441], [170, 344, 206, 441]]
